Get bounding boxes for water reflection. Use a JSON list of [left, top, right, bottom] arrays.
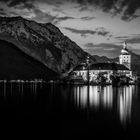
[[0, 80, 45, 98], [73, 85, 135, 124], [118, 86, 134, 123], [0, 81, 136, 125]]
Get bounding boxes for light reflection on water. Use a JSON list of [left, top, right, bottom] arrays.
[[118, 86, 134, 124], [73, 85, 135, 124], [0, 81, 138, 126]]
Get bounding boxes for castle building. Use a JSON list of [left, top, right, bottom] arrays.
[[71, 42, 133, 84]]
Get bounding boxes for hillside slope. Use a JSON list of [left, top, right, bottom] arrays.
[[0, 16, 89, 74]]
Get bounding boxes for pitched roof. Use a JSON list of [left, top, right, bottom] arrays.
[[74, 63, 129, 71], [73, 63, 87, 71]]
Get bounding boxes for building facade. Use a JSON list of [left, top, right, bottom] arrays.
[[119, 42, 131, 70]]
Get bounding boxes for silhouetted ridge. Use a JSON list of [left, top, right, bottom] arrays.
[[0, 39, 58, 80]]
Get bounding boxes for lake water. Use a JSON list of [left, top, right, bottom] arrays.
[[0, 82, 140, 138]]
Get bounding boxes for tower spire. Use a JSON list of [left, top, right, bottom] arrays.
[[123, 41, 127, 49]]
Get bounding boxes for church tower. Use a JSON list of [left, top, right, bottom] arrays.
[[119, 42, 131, 70]]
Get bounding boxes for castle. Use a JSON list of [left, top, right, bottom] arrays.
[[71, 42, 133, 84]]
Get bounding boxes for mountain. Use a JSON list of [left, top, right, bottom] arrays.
[[92, 55, 112, 63], [130, 51, 140, 74], [0, 16, 89, 77], [93, 51, 140, 74], [0, 39, 58, 80], [93, 55, 119, 63]]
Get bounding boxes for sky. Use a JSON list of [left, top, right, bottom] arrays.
[[0, 0, 140, 58]]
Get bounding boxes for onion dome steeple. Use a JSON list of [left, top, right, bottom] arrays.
[[121, 41, 129, 55]]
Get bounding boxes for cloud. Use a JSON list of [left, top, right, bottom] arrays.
[[0, 0, 34, 9], [84, 43, 122, 57], [74, 0, 140, 21], [40, 0, 64, 7], [31, 8, 75, 24], [79, 6, 89, 12], [115, 35, 140, 44], [95, 27, 110, 36], [97, 31, 109, 36], [0, 9, 8, 16], [9, 0, 35, 9], [115, 36, 130, 40], [0, 1, 75, 24], [53, 7, 66, 14], [64, 27, 110, 37], [85, 43, 122, 50], [0, 0, 35, 18], [1, 0, 140, 21], [126, 37, 140, 44], [76, 4, 93, 12], [122, 14, 140, 21], [64, 27, 96, 37], [56, 16, 75, 23], [85, 43, 97, 48], [31, 8, 56, 23], [80, 16, 96, 21]]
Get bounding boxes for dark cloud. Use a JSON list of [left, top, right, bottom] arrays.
[[64, 27, 110, 37], [0, 8, 4, 11], [8, 0, 29, 6], [44, 0, 64, 7], [77, 5, 92, 12], [85, 43, 96, 48], [122, 14, 140, 21], [84, 43, 122, 58], [27, 8, 55, 23], [96, 28, 110, 36], [0, 9, 8, 16], [64, 27, 96, 37], [75, 0, 140, 21], [31, 8, 75, 24], [0, 0, 75, 24], [1, 0, 140, 21], [97, 31, 109, 36], [56, 16, 75, 22], [9, 0, 34, 9], [126, 37, 140, 44], [53, 8, 66, 14], [115, 35, 140, 44], [85, 43, 122, 50], [81, 16, 96, 21], [79, 6, 88, 12], [0, 0, 34, 9], [95, 27, 107, 31], [115, 36, 130, 40], [95, 27, 110, 36]]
